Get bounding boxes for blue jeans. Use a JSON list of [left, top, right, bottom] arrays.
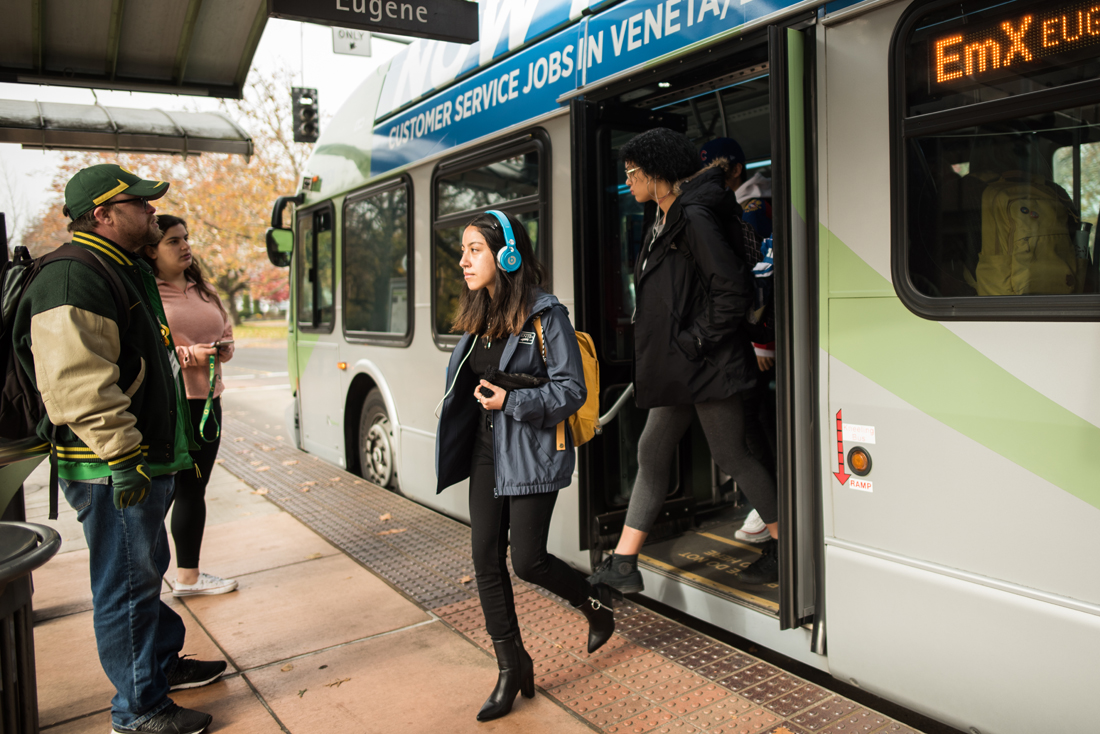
[[61, 475, 186, 728]]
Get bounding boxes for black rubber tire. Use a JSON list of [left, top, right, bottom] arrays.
[[358, 389, 398, 490]]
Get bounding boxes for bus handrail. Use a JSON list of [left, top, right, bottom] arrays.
[[596, 384, 634, 434]]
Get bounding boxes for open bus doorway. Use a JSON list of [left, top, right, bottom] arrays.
[[572, 24, 818, 633]]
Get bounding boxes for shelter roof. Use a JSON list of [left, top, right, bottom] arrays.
[[0, 0, 267, 99]]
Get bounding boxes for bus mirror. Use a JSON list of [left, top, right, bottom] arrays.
[[266, 227, 293, 267]]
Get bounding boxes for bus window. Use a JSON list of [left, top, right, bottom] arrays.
[[296, 207, 335, 331], [296, 215, 314, 327], [437, 152, 539, 216], [344, 182, 411, 341], [894, 0, 1100, 316], [431, 135, 549, 346]]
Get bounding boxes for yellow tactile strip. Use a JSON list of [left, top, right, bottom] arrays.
[[219, 418, 922, 734]]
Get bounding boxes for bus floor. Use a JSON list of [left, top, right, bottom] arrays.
[[638, 515, 780, 618], [24, 416, 928, 734]]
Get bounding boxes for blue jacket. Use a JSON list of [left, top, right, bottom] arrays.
[[436, 290, 586, 497]]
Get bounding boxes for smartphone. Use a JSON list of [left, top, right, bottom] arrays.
[[212, 339, 234, 350]]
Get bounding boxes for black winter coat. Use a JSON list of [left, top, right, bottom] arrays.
[[632, 165, 756, 409]]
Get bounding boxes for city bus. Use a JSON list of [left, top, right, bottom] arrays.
[[264, 0, 1100, 730]]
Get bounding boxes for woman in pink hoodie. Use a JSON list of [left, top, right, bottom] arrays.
[[146, 215, 238, 597]]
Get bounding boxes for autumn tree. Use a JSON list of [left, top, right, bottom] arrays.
[[14, 68, 310, 323]]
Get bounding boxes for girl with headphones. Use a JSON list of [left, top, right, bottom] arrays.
[[435, 210, 615, 722]]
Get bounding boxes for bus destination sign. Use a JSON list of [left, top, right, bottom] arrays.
[[268, 0, 478, 45], [931, 0, 1100, 86]]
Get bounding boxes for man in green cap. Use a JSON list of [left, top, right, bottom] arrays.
[[13, 163, 224, 734]]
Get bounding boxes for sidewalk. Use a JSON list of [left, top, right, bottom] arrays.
[[24, 459, 592, 733], [25, 419, 923, 734]]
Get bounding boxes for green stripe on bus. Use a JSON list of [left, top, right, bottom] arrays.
[[826, 232, 1100, 511], [787, 28, 806, 219]]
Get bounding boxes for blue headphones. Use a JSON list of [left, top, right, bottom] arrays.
[[486, 209, 521, 272]]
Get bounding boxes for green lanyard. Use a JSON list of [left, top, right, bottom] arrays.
[[198, 354, 220, 443]]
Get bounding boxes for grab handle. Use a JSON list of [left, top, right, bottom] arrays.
[[596, 384, 634, 434]]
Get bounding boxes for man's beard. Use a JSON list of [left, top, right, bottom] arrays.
[[118, 218, 163, 252], [144, 222, 163, 246]]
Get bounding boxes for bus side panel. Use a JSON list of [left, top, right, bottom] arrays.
[[827, 545, 1100, 734], [827, 355, 1100, 603], [822, 1, 1100, 728]]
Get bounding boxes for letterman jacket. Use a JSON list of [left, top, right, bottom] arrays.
[[12, 232, 194, 480]]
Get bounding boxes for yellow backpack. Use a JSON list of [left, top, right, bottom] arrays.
[[533, 314, 600, 450], [975, 174, 1087, 296]]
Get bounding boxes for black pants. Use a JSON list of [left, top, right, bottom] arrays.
[[170, 397, 221, 569], [469, 417, 589, 638]]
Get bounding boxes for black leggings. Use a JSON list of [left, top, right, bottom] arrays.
[[625, 393, 778, 530], [468, 419, 589, 638], [171, 398, 221, 569]]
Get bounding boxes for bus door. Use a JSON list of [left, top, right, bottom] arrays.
[[293, 203, 344, 465], [572, 25, 820, 632], [570, 100, 695, 571], [769, 23, 821, 633]]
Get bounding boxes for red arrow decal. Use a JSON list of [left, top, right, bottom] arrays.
[[833, 409, 850, 485]]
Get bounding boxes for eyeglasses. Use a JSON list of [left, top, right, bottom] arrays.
[[99, 197, 150, 211], [624, 167, 641, 183]]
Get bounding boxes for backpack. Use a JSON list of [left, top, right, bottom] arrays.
[[975, 173, 1087, 295], [533, 313, 600, 450], [1, 244, 131, 518]]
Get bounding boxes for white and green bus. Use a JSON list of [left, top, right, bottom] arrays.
[[265, 0, 1100, 730]]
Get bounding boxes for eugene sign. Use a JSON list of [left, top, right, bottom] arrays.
[[268, 0, 478, 45]]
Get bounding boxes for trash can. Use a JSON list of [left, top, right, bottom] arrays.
[[0, 522, 61, 734]]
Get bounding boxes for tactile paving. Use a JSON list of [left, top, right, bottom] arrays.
[[218, 419, 925, 734]]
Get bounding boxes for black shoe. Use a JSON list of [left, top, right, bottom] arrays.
[[111, 703, 212, 734], [738, 539, 779, 585], [476, 634, 535, 721], [574, 583, 615, 654], [586, 553, 644, 594], [166, 656, 227, 691]]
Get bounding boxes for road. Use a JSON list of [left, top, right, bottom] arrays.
[[220, 339, 293, 437]]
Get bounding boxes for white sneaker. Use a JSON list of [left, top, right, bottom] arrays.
[[172, 573, 239, 597], [734, 509, 770, 544]]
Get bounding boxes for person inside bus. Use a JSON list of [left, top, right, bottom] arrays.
[[144, 215, 238, 598], [435, 210, 615, 722], [700, 137, 777, 545], [588, 128, 780, 593], [700, 137, 773, 240]]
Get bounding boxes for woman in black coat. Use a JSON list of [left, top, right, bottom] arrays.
[[588, 128, 780, 589]]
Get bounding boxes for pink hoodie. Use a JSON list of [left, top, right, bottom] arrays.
[[157, 278, 234, 400]]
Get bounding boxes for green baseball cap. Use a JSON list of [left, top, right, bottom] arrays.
[[64, 163, 170, 220]]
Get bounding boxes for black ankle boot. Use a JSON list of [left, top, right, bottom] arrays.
[[477, 634, 535, 721], [575, 583, 615, 654]]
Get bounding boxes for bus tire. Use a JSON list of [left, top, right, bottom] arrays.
[[358, 389, 398, 490]]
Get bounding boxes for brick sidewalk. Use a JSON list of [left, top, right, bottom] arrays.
[[24, 417, 923, 733]]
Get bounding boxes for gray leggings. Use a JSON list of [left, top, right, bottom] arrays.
[[625, 393, 778, 531]]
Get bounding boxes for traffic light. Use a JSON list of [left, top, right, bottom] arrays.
[[292, 87, 319, 143]]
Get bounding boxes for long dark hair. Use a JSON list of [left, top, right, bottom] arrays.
[[451, 211, 545, 340], [149, 215, 226, 317]]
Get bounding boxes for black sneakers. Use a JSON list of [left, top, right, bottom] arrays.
[[166, 657, 227, 691], [587, 553, 644, 594], [111, 703, 212, 734], [738, 539, 779, 585]]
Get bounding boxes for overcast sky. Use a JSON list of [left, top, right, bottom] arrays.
[[0, 18, 404, 245]]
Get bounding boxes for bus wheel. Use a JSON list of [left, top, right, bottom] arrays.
[[358, 389, 397, 490]]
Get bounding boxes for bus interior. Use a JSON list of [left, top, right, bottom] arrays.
[[580, 36, 787, 617]]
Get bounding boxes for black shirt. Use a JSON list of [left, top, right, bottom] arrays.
[[470, 332, 507, 415]]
